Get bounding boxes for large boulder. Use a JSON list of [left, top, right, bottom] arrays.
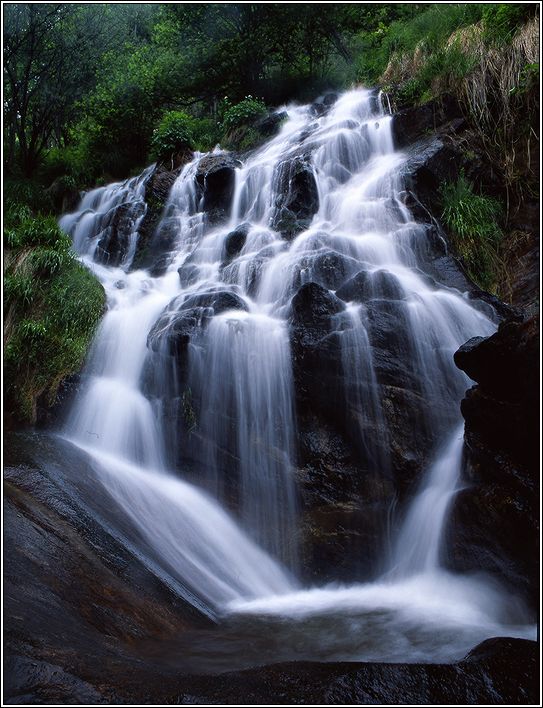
[[270, 155, 319, 240], [93, 200, 146, 267], [147, 289, 248, 362], [131, 162, 184, 272], [295, 250, 361, 291], [253, 110, 288, 138], [222, 223, 250, 263], [392, 93, 464, 147], [446, 315, 539, 610], [195, 153, 241, 224]]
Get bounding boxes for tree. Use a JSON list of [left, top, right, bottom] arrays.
[[3, 3, 157, 175]]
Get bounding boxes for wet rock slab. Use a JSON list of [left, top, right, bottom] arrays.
[[4, 437, 538, 705]]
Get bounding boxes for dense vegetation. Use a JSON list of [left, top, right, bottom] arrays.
[[3, 3, 539, 423], [4, 3, 538, 183], [4, 198, 105, 425]]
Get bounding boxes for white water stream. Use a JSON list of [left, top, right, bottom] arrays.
[[59, 88, 535, 661]]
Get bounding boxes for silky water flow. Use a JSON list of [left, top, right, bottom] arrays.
[[60, 88, 535, 664]]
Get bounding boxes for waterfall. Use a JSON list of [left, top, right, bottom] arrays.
[[59, 87, 534, 658], [388, 425, 465, 576]]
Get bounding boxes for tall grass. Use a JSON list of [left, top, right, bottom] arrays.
[[441, 172, 504, 291]]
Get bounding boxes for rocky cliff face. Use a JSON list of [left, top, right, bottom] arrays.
[[448, 315, 539, 609]]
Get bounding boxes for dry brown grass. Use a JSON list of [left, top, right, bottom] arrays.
[[459, 17, 539, 205]]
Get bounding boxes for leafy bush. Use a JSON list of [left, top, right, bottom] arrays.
[[151, 110, 194, 161], [41, 144, 88, 187], [441, 173, 503, 291], [482, 4, 531, 45], [220, 96, 267, 133], [4, 200, 105, 423], [4, 179, 54, 214]]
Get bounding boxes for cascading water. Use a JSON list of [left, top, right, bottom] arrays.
[[59, 87, 535, 662]]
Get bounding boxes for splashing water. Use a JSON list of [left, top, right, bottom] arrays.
[[59, 87, 535, 662]]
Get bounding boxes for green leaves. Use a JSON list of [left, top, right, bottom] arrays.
[[4, 199, 106, 423], [221, 96, 267, 133], [151, 111, 195, 162], [441, 173, 503, 291]]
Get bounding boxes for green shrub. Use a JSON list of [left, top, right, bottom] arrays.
[[482, 4, 529, 45], [151, 110, 195, 161], [441, 173, 503, 291], [41, 144, 88, 187], [220, 96, 267, 133], [4, 202, 105, 423], [4, 179, 54, 215]]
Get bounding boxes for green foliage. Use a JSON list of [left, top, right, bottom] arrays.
[[4, 198, 105, 423], [40, 145, 88, 187], [510, 62, 540, 97], [221, 96, 267, 133], [4, 179, 54, 215], [482, 4, 529, 45], [441, 173, 503, 291], [151, 111, 194, 161], [355, 4, 484, 85]]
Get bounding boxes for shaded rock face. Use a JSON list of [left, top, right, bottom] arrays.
[[296, 414, 394, 583], [4, 432, 212, 704], [131, 162, 185, 272], [270, 155, 319, 239], [288, 280, 439, 579], [222, 223, 250, 263], [93, 200, 146, 267], [147, 289, 248, 366], [447, 316, 539, 609], [392, 93, 464, 148], [195, 153, 242, 224], [253, 110, 288, 138]]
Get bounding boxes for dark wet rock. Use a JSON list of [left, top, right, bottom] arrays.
[[181, 290, 248, 314], [177, 263, 200, 288], [131, 163, 185, 272], [195, 153, 241, 224], [466, 289, 523, 322], [403, 137, 461, 227], [295, 250, 360, 291], [270, 155, 319, 240], [254, 111, 288, 138], [164, 637, 538, 706], [296, 414, 393, 584], [290, 282, 345, 338], [4, 432, 212, 705], [223, 224, 250, 263], [147, 289, 248, 365], [447, 316, 539, 609], [183, 638, 538, 705], [393, 94, 464, 147], [94, 200, 146, 267], [148, 252, 175, 278], [365, 299, 417, 390], [310, 92, 339, 116], [381, 384, 437, 498], [336, 269, 406, 303]]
